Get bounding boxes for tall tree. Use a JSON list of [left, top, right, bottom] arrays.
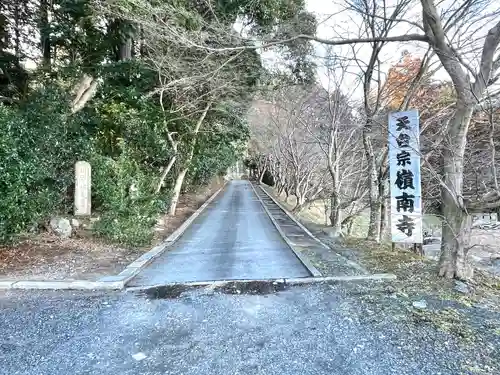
[[348, 0, 413, 243], [40, 0, 51, 69], [0, 0, 29, 101], [104, 0, 318, 215]]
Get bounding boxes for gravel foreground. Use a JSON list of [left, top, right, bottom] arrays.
[[1, 282, 499, 375]]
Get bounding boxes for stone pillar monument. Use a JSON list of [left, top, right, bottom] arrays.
[[74, 161, 91, 216]]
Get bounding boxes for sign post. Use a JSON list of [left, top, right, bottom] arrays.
[[74, 161, 91, 216], [388, 110, 423, 247]]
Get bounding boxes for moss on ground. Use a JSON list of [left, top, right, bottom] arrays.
[[340, 236, 500, 365], [342, 237, 500, 304]]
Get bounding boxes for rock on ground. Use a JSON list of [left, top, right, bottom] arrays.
[[412, 300, 428, 309], [49, 217, 72, 238], [70, 218, 80, 229], [454, 280, 470, 294]]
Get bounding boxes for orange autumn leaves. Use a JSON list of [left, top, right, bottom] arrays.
[[381, 51, 455, 115], [383, 51, 424, 110]]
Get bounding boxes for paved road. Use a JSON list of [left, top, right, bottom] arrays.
[[2, 285, 497, 375], [129, 181, 310, 286]]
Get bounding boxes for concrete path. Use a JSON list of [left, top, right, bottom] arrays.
[[128, 181, 310, 286]]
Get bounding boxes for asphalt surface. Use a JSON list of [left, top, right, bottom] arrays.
[[129, 180, 310, 286], [1, 284, 497, 375]]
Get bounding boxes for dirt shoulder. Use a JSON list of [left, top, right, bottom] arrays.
[[0, 179, 225, 281]]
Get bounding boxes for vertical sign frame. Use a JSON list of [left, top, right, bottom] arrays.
[[388, 110, 423, 244]]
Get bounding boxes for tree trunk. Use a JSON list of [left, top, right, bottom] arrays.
[[40, 0, 51, 70], [119, 38, 132, 61], [13, 1, 21, 58], [293, 184, 303, 211], [341, 215, 356, 236], [111, 19, 133, 61], [363, 122, 381, 242], [167, 101, 211, 216], [168, 168, 188, 216], [379, 199, 388, 240], [276, 179, 284, 195], [438, 106, 474, 279], [324, 199, 329, 226], [345, 217, 355, 236], [71, 75, 98, 114], [155, 155, 177, 194], [293, 192, 306, 212], [439, 188, 473, 279], [329, 192, 342, 236], [379, 179, 389, 240], [258, 167, 266, 184]]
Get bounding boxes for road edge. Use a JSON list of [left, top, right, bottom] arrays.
[[256, 184, 368, 274], [0, 183, 227, 291], [249, 182, 322, 278], [127, 273, 397, 294], [103, 181, 228, 288]]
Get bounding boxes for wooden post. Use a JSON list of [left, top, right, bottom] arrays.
[[412, 243, 424, 256]]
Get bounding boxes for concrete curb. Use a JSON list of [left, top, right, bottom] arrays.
[[108, 183, 227, 288], [0, 184, 227, 291], [249, 183, 322, 277], [257, 185, 328, 248], [0, 279, 124, 291], [256, 184, 368, 274], [127, 273, 397, 294], [284, 273, 397, 285]]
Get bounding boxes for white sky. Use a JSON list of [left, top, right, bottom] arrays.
[[302, 0, 500, 99], [305, 0, 432, 98], [258, 0, 434, 99]]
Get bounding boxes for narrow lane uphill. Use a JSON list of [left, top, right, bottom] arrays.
[[128, 180, 310, 286]]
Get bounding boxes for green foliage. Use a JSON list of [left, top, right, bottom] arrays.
[[215, 0, 307, 31], [0, 2, 30, 99], [51, 0, 109, 69], [215, 0, 317, 83], [0, 0, 312, 248], [0, 52, 29, 100], [0, 106, 43, 240], [90, 148, 165, 246], [80, 62, 173, 245], [0, 70, 169, 245], [188, 104, 249, 188], [80, 60, 174, 170], [0, 87, 88, 241], [190, 135, 241, 188]]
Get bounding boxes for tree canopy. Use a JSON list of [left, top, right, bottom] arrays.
[[0, 0, 317, 244]]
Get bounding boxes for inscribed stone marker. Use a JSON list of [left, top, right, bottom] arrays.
[[74, 161, 91, 216]]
